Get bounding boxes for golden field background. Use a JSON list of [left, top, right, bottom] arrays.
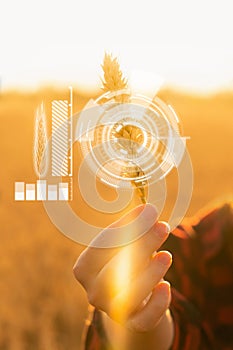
[[0, 88, 233, 349]]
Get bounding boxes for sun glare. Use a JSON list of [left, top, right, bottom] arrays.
[[0, 1, 232, 93]]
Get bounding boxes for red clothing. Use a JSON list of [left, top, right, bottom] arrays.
[[83, 203, 233, 350]]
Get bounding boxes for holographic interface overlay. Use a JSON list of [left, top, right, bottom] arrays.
[[42, 90, 193, 248], [14, 87, 73, 201]]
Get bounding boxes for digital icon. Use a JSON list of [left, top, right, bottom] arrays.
[[14, 87, 73, 201], [76, 90, 189, 189]]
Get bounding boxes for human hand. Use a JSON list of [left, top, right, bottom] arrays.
[[73, 204, 172, 333]]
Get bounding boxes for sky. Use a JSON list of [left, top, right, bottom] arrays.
[[1, 0, 233, 93]]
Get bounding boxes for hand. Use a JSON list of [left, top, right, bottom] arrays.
[[73, 204, 172, 334]]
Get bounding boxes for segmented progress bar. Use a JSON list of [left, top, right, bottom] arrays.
[[52, 100, 69, 176]]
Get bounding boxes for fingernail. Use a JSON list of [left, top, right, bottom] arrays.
[[159, 221, 170, 233], [154, 221, 170, 239], [159, 281, 171, 296], [157, 251, 172, 266], [137, 204, 158, 230], [142, 204, 158, 220]]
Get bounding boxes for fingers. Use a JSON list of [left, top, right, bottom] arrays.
[[73, 204, 158, 288], [92, 221, 170, 295], [125, 220, 170, 274], [73, 203, 172, 333], [86, 249, 171, 318], [108, 251, 172, 320], [125, 281, 171, 333]]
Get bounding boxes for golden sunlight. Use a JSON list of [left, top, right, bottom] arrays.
[[109, 247, 134, 323]]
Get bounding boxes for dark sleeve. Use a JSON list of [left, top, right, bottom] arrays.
[[169, 289, 215, 350], [83, 203, 233, 350], [164, 203, 233, 350], [82, 307, 111, 350]]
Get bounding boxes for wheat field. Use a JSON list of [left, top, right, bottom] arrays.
[[0, 88, 232, 349]]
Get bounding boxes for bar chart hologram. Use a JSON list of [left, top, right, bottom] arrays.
[[14, 181, 70, 201], [15, 88, 74, 202], [52, 100, 69, 176]]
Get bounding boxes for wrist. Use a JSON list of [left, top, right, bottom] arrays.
[[102, 308, 174, 350]]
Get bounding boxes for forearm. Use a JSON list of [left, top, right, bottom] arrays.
[[102, 309, 174, 350]]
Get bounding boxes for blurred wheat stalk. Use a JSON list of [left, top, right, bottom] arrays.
[[101, 53, 147, 203], [33, 102, 48, 178]]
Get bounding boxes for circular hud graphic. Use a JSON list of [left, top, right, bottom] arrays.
[[42, 90, 193, 248]]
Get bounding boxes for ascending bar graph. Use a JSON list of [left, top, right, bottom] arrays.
[[14, 181, 70, 201]]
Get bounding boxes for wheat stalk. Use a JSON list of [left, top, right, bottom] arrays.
[[33, 102, 48, 178], [101, 54, 147, 203]]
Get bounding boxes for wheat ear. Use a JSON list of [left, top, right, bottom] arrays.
[[101, 54, 147, 203], [101, 53, 129, 103], [33, 102, 48, 178]]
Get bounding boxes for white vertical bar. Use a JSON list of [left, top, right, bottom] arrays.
[[15, 182, 25, 201], [37, 180, 47, 200], [26, 184, 35, 200], [48, 185, 57, 200], [69, 86, 73, 177], [59, 183, 69, 201], [51, 100, 69, 176]]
